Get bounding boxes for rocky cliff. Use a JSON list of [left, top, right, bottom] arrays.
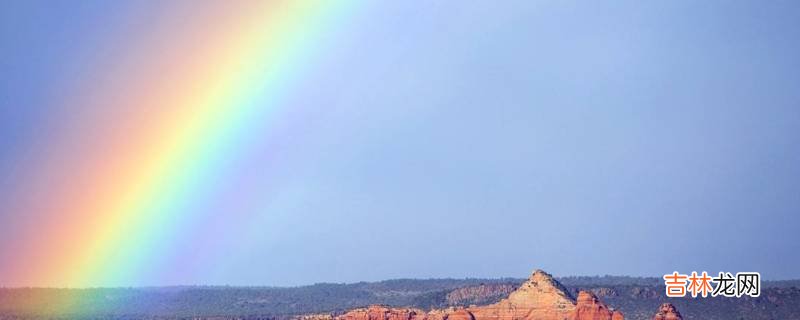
[[335, 270, 625, 320], [572, 291, 623, 320], [338, 305, 426, 320], [467, 270, 577, 320]]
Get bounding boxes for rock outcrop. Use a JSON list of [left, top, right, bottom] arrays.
[[446, 284, 518, 306], [297, 314, 335, 320], [651, 303, 682, 320], [333, 269, 624, 320], [339, 306, 427, 320], [570, 291, 622, 320], [468, 270, 577, 320], [447, 309, 476, 320]]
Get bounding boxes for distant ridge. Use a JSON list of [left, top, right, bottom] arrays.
[[1, 273, 798, 319]]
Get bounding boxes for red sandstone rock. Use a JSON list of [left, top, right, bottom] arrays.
[[571, 291, 620, 320], [468, 270, 576, 320], [332, 269, 626, 320], [447, 309, 476, 320], [339, 305, 426, 320], [651, 303, 682, 320]]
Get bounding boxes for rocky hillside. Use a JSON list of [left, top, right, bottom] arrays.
[[1, 271, 798, 319], [446, 284, 517, 306], [334, 270, 628, 320]]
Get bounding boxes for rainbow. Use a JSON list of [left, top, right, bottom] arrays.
[[3, 0, 359, 290]]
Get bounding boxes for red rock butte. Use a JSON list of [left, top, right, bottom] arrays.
[[336, 269, 625, 320], [651, 303, 683, 320]]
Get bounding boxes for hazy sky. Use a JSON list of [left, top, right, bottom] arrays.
[[1, 0, 799, 286]]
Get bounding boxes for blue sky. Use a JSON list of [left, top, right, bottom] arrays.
[[240, 0, 800, 284], [1, 0, 799, 285]]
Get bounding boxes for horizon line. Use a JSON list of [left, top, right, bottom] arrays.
[[2, 273, 797, 290]]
